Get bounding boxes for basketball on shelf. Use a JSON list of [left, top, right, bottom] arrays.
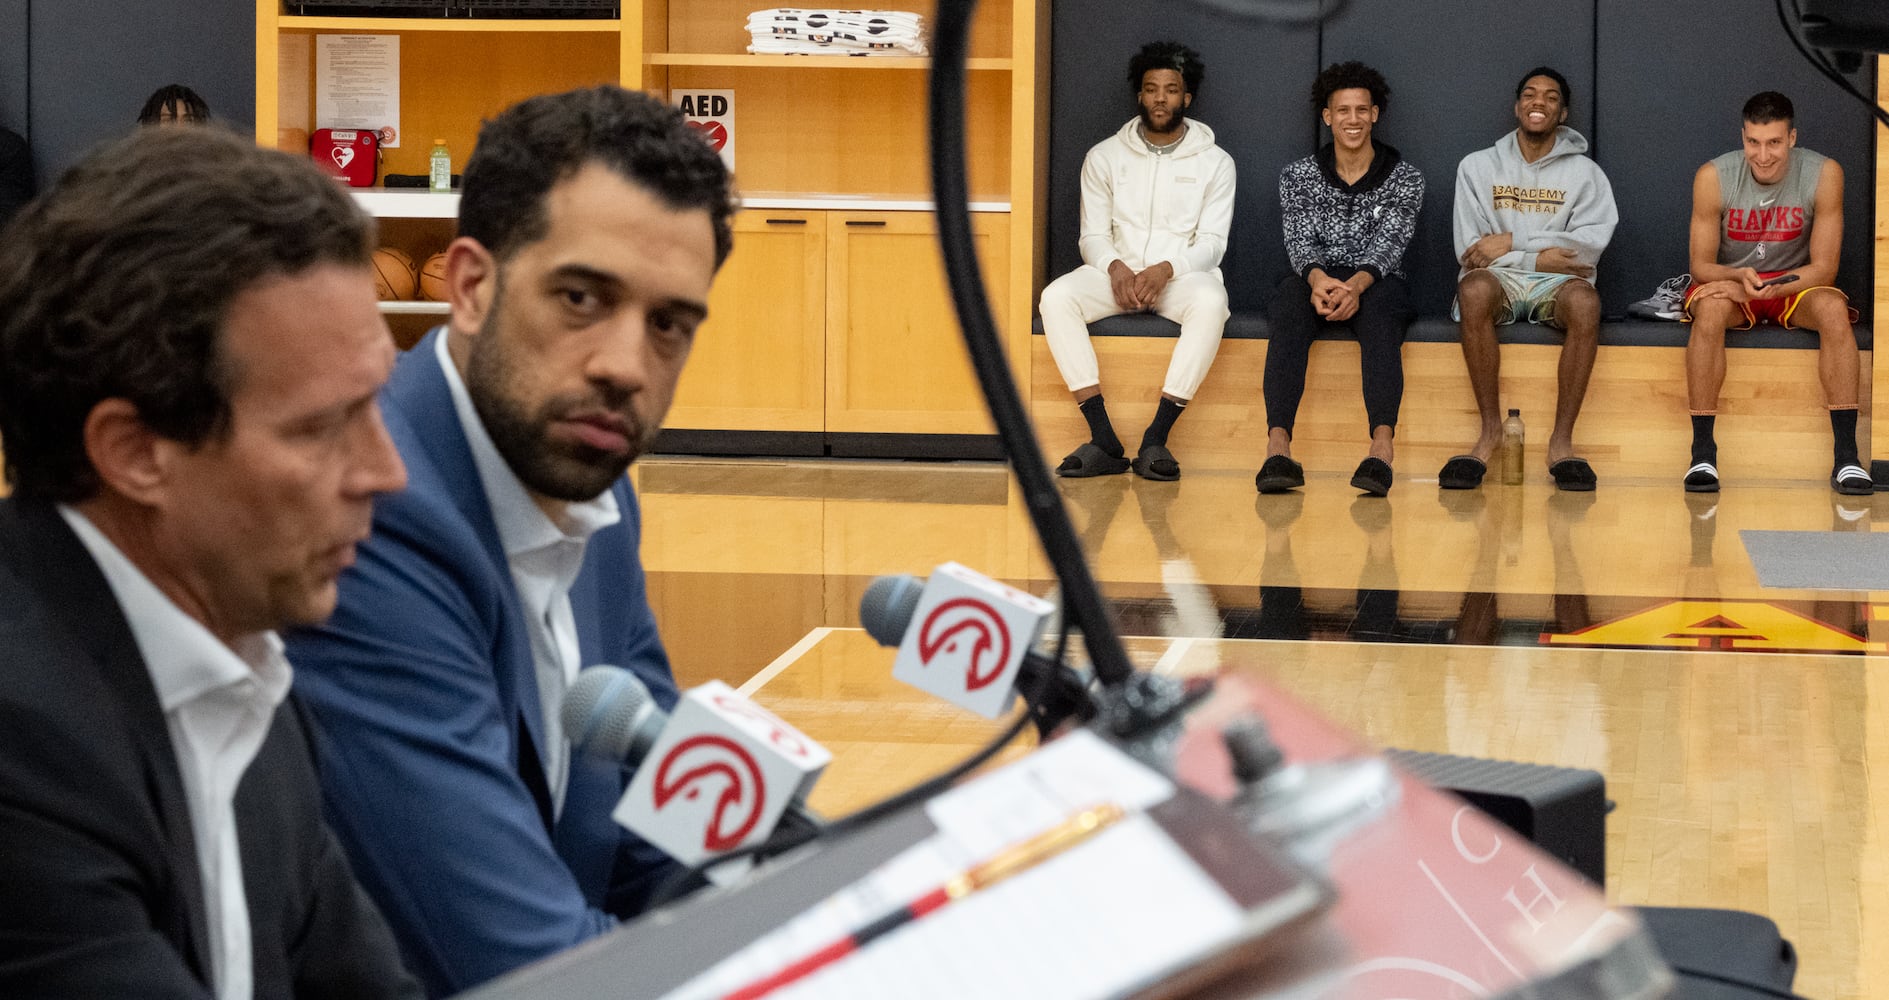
[[371, 247, 416, 301], [418, 251, 450, 302]]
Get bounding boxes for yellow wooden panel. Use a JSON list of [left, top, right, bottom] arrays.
[[664, 65, 1009, 200], [1032, 338, 1870, 483], [254, 0, 280, 145], [1874, 59, 1888, 464], [826, 212, 1010, 434], [275, 29, 619, 177], [667, 211, 827, 431]]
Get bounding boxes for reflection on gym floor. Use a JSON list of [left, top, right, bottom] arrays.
[[633, 455, 1886, 999]]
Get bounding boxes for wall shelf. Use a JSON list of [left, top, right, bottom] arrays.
[[647, 53, 1011, 71], [352, 190, 459, 219], [281, 16, 620, 33], [260, 0, 1047, 454]]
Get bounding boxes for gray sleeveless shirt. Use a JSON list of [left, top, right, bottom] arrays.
[[1712, 147, 1825, 271]]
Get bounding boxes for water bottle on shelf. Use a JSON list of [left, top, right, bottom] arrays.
[[429, 139, 451, 193], [1500, 408, 1525, 485]]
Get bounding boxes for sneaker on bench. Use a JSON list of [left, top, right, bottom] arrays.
[[1627, 274, 1691, 321]]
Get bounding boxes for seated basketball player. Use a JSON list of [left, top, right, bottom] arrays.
[[1039, 41, 1235, 482], [1681, 90, 1868, 495], [1440, 66, 1617, 493]]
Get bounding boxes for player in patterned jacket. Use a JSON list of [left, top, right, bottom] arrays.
[[1257, 61, 1424, 497]]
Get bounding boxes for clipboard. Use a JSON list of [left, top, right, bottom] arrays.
[[1125, 787, 1335, 1000], [667, 734, 1334, 1000]]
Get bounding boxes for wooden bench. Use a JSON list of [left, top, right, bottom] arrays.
[[1030, 315, 1874, 483]]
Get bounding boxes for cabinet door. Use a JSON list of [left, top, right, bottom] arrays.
[[825, 212, 1011, 435], [667, 212, 827, 432]]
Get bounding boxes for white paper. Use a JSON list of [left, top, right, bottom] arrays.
[[663, 815, 1242, 1000], [924, 729, 1174, 855], [660, 733, 1196, 1000], [316, 35, 401, 148]]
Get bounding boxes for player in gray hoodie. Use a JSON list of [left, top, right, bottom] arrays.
[[1440, 66, 1618, 492]]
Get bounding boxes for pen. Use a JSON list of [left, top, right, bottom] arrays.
[[721, 803, 1128, 1000]]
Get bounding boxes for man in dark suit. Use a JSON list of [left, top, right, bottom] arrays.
[[0, 125, 418, 998], [283, 86, 735, 995]]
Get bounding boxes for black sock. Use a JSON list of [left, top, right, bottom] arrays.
[[1078, 395, 1124, 458], [1689, 415, 1716, 466], [1140, 397, 1186, 451], [1831, 408, 1860, 469]]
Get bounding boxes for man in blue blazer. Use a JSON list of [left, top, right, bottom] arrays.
[[284, 86, 736, 996]]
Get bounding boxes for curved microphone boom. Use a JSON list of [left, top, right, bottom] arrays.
[[927, 0, 1137, 694]]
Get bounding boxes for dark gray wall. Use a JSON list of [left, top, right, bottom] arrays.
[[18, 0, 254, 185], [1047, 4, 1318, 316], [1594, 0, 1875, 314], [1321, 0, 1595, 318], [1048, 0, 1877, 318], [1, 0, 28, 134]]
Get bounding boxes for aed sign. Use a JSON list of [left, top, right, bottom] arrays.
[[672, 89, 735, 170]]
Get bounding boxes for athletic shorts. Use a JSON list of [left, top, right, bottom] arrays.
[[1681, 271, 1860, 329], [1450, 269, 1578, 326]]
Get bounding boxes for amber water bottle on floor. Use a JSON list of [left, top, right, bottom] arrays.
[[1501, 409, 1525, 485]]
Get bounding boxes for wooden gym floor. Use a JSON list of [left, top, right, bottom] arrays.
[[636, 456, 1889, 1000]]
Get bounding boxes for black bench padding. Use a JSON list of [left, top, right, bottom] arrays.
[[1039, 312, 1873, 351]]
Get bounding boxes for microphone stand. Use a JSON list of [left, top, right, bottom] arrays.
[[926, 0, 1200, 747]]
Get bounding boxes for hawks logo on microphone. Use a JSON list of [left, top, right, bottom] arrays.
[[652, 735, 768, 852], [916, 597, 1013, 692]]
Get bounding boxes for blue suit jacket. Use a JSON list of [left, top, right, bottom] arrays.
[[285, 329, 681, 997]]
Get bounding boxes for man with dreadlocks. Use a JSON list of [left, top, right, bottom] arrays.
[[1039, 40, 1236, 482]]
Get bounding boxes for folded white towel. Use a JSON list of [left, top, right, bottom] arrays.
[[746, 8, 927, 55]]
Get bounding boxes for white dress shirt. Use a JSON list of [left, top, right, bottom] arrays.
[[59, 506, 292, 1000], [435, 330, 620, 818]]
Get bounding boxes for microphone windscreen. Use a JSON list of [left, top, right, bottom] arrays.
[[563, 665, 657, 764], [859, 574, 925, 647]]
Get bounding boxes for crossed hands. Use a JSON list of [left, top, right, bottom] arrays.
[[1308, 270, 1362, 322], [1461, 233, 1593, 278], [1690, 268, 1773, 305], [1107, 259, 1175, 311]]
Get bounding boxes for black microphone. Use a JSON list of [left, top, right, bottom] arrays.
[[859, 574, 1097, 737], [561, 666, 825, 848]]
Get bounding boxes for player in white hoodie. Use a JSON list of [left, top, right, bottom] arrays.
[[1441, 66, 1618, 493], [1039, 41, 1236, 482]]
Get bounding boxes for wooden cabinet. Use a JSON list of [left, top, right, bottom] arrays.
[[668, 211, 827, 433], [670, 210, 1009, 437], [254, 0, 1048, 456], [827, 211, 1009, 435]]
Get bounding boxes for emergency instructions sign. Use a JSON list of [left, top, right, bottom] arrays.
[[673, 90, 735, 171]]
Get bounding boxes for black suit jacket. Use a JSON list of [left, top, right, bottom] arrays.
[[0, 498, 421, 998]]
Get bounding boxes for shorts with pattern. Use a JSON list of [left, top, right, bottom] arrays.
[[1451, 269, 1578, 326], [1681, 271, 1859, 330]]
